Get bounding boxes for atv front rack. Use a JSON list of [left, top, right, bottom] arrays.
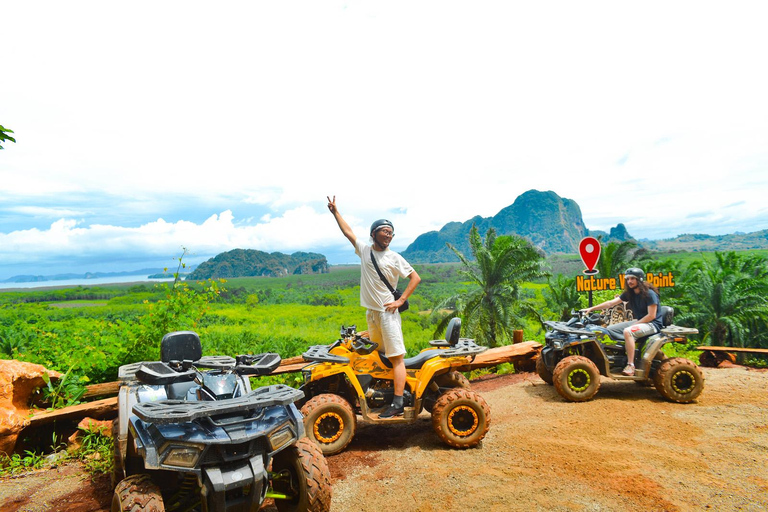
[[543, 320, 595, 337], [302, 344, 350, 364], [132, 384, 303, 425]]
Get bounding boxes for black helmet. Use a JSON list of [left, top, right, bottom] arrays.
[[370, 219, 394, 236], [625, 267, 645, 281]]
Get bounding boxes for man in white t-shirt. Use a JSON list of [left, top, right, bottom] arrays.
[[327, 196, 421, 418]]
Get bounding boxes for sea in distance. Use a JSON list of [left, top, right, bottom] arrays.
[[0, 275, 175, 290]]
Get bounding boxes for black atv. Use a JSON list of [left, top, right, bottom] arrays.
[[537, 307, 704, 403], [112, 330, 332, 512]]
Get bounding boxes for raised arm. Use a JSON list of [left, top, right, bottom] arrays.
[[327, 195, 356, 247]]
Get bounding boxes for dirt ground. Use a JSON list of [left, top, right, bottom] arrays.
[[2, 365, 767, 512]]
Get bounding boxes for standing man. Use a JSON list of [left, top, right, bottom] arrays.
[[327, 196, 421, 418], [583, 267, 663, 375]]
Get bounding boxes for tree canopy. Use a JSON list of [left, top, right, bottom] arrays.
[[433, 225, 549, 347]]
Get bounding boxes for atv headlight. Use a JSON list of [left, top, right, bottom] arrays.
[[163, 446, 202, 468], [268, 424, 296, 452], [553, 340, 563, 350]]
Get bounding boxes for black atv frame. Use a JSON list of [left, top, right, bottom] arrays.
[[112, 330, 331, 512], [538, 307, 704, 403]]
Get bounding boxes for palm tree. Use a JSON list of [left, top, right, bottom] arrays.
[[432, 226, 548, 347], [542, 274, 582, 322], [594, 240, 647, 279], [0, 125, 16, 149], [674, 252, 768, 348]]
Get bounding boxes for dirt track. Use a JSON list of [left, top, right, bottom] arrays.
[[2, 366, 767, 511]]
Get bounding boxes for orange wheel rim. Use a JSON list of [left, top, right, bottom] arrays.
[[314, 412, 344, 443], [447, 405, 479, 436]]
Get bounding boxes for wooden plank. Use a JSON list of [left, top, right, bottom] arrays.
[[696, 346, 768, 354], [25, 342, 541, 431], [83, 381, 120, 398], [455, 341, 541, 371], [28, 397, 118, 426]]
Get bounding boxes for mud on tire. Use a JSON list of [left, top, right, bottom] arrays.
[[300, 394, 356, 456], [431, 388, 490, 449], [111, 474, 165, 512], [553, 355, 601, 402], [271, 437, 332, 512], [536, 355, 554, 385], [424, 370, 472, 412], [653, 357, 704, 403]]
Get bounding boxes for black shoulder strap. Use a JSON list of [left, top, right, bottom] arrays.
[[370, 251, 395, 293]]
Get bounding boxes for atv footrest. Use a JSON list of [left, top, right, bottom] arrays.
[[133, 384, 304, 425]]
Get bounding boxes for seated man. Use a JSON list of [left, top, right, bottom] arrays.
[[583, 267, 664, 375]]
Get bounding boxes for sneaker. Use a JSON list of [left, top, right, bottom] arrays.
[[622, 363, 635, 376], [379, 403, 404, 418]]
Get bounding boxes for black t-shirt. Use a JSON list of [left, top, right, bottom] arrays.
[[620, 288, 663, 330]]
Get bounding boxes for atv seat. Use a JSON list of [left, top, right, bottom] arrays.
[[161, 331, 203, 363], [379, 349, 443, 369]]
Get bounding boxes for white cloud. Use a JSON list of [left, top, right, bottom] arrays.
[[1, 1, 767, 278]]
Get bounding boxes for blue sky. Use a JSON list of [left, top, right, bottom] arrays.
[[2, 1, 767, 280]]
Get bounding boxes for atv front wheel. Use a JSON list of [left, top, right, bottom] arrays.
[[271, 437, 332, 512], [653, 357, 704, 403], [424, 370, 472, 412], [431, 388, 490, 449], [111, 474, 165, 512], [553, 355, 601, 402], [536, 355, 554, 385], [300, 394, 356, 456]]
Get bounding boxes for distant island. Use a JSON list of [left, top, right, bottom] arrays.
[[186, 249, 329, 280], [1, 268, 172, 284]]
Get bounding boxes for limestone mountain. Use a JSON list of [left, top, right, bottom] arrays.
[[187, 249, 329, 280], [401, 190, 626, 263]]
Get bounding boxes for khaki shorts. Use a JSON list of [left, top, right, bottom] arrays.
[[366, 309, 406, 358]]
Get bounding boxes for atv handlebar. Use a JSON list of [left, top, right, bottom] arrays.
[[351, 335, 378, 355]]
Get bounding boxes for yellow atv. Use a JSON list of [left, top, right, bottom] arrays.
[[297, 318, 491, 455]]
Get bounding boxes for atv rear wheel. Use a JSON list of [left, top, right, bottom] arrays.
[[271, 437, 332, 512], [536, 355, 554, 385], [431, 388, 490, 449], [653, 357, 704, 403], [553, 355, 601, 402], [300, 394, 356, 456], [111, 474, 165, 512]]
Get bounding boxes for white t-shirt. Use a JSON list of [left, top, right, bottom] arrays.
[[354, 239, 414, 312]]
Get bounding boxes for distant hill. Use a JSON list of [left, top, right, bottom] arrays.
[[186, 249, 329, 280], [642, 230, 768, 252], [401, 190, 628, 263]]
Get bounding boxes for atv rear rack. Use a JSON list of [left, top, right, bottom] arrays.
[[132, 384, 303, 425], [437, 338, 487, 358]]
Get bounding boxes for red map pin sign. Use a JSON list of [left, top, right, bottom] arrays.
[[579, 237, 601, 275]]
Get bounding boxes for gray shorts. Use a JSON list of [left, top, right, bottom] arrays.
[[609, 321, 659, 340], [366, 309, 406, 358]]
